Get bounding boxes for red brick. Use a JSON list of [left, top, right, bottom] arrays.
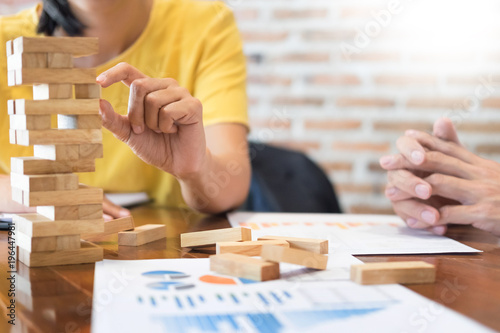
[[374, 75, 437, 86], [336, 183, 375, 194], [475, 145, 500, 154], [302, 30, 357, 41], [305, 120, 361, 130], [248, 75, 292, 86], [373, 121, 432, 132], [406, 98, 465, 109], [332, 142, 391, 152], [270, 141, 321, 153], [274, 9, 328, 19], [273, 96, 324, 107], [336, 97, 394, 108], [482, 98, 500, 109], [250, 118, 291, 130], [233, 9, 259, 20], [320, 162, 352, 172], [241, 31, 289, 42], [458, 123, 500, 132], [340, 7, 381, 19], [306, 75, 361, 86]]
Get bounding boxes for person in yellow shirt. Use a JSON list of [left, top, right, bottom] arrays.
[[0, 0, 251, 217]]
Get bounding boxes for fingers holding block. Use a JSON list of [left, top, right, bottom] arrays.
[[216, 240, 289, 256], [210, 253, 280, 282], [258, 235, 328, 254], [350, 261, 436, 285], [181, 227, 252, 248], [118, 224, 166, 246], [260, 244, 328, 270]]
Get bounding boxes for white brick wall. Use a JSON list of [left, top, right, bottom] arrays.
[[4, 0, 500, 213]]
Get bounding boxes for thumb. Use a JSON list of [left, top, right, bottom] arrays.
[[433, 117, 461, 145], [99, 99, 132, 143]]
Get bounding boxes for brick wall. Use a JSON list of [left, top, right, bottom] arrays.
[[4, 0, 500, 214]]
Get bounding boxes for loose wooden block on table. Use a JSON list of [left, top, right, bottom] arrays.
[[258, 235, 329, 254], [10, 115, 51, 130], [350, 261, 436, 285], [47, 53, 73, 68], [181, 227, 252, 248], [12, 185, 103, 207], [58, 115, 102, 129], [11, 156, 95, 175], [210, 253, 280, 282], [14, 213, 104, 237], [13, 99, 99, 115], [14, 68, 96, 85], [260, 244, 328, 270], [12, 128, 102, 146], [75, 84, 101, 99], [7, 52, 47, 70], [118, 224, 166, 246], [17, 233, 80, 252], [11, 173, 78, 192], [216, 240, 289, 256], [82, 216, 135, 240], [33, 84, 73, 100], [17, 240, 103, 267], [13, 36, 99, 57], [37, 204, 102, 221]]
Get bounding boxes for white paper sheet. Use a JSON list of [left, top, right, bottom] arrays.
[[228, 212, 480, 255], [91, 257, 493, 333]]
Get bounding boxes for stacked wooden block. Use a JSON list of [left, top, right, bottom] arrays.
[[7, 37, 104, 267], [180, 228, 329, 281]]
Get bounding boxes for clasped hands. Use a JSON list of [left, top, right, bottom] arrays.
[[380, 118, 500, 236]]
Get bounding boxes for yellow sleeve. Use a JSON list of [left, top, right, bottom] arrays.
[[193, 3, 248, 129]]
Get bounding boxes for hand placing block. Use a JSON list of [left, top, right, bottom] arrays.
[[82, 216, 135, 240], [258, 235, 328, 254], [260, 244, 328, 270], [216, 240, 289, 256], [181, 227, 251, 247], [350, 261, 436, 285], [210, 253, 280, 282], [118, 224, 166, 246]]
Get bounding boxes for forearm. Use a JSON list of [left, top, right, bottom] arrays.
[[178, 148, 251, 214], [0, 175, 35, 213]]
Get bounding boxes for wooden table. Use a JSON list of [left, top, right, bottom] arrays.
[[1, 206, 499, 332]]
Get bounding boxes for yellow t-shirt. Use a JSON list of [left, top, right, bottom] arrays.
[[0, 0, 248, 208]]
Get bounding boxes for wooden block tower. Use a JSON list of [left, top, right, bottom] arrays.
[[6, 37, 105, 267]]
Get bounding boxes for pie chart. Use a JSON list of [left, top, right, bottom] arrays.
[[199, 275, 257, 285], [142, 270, 190, 279]]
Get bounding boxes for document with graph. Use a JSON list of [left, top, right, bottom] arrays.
[[228, 212, 480, 255], [91, 257, 493, 333]]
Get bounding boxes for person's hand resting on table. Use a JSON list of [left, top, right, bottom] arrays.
[[380, 118, 500, 236]]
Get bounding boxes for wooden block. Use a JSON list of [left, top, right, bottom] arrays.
[[7, 100, 15, 115], [118, 224, 166, 246], [14, 185, 103, 207], [258, 235, 329, 254], [14, 213, 104, 237], [37, 204, 102, 220], [10, 115, 51, 130], [7, 70, 15, 86], [14, 129, 102, 146], [47, 53, 73, 68], [260, 244, 328, 270], [7, 53, 47, 70], [15, 68, 96, 85], [15, 99, 99, 115], [79, 144, 103, 160], [75, 84, 101, 99], [11, 157, 95, 175], [11, 187, 24, 205], [350, 261, 436, 285], [6, 40, 13, 56], [33, 84, 73, 100], [210, 253, 280, 282], [13, 37, 99, 58], [34, 145, 79, 160], [17, 233, 80, 252], [181, 227, 252, 248], [17, 240, 103, 267], [82, 216, 135, 239], [9, 129, 16, 144], [216, 240, 289, 256], [11, 173, 78, 192], [58, 115, 102, 129]]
